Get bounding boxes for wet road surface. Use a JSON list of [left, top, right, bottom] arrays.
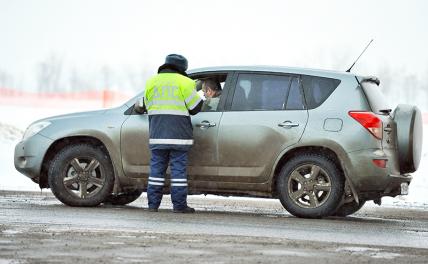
[[1, 191, 428, 263]]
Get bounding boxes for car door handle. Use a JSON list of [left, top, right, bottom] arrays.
[[278, 121, 299, 128], [196, 120, 216, 128]]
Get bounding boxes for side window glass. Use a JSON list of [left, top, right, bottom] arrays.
[[231, 77, 251, 110], [196, 78, 225, 112], [302, 76, 341, 109], [231, 74, 291, 111], [286, 78, 305, 110]]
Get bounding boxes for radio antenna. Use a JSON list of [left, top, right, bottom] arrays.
[[346, 39, 373, 72]]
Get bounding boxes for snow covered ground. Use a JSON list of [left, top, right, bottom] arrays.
[[0, 105, 101, 191], [0, 104, 427, 208]]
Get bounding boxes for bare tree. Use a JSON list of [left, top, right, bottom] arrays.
[[0, 69, 14, 90], [101, 65, 113, 91], [404, 74, 418, 105], [123, 66, 152, 92], [425, 68, 428, 111], [36, 54, 63, 93], [0, 70, 7, 89], [69, 68, 85, 92]]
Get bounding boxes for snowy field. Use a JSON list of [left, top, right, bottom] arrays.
[[0, 104, 427, 208]]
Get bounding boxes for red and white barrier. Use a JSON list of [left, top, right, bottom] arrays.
[[0, 88, 132, 108]]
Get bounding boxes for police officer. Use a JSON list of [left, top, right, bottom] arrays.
[[144, 54, 203, 213]]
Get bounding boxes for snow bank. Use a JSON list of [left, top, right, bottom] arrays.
[[0, 105, 99, 191], [0, 105, 427, 207], [0, 122, 23, 142]]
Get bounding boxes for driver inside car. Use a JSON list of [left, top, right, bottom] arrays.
[[196, 79, 222, 111]]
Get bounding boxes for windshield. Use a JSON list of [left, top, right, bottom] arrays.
[[361, 81, 391, 114]]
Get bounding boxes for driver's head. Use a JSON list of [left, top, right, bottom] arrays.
[[202, 79, 221, 98]]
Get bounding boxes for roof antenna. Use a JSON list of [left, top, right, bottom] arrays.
[[346, 39, 373, 72]]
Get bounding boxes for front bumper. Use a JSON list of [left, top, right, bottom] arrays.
[[14, 134, 53, 180]]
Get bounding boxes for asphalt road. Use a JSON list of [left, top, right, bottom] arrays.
[[1, 191, 428, 263]]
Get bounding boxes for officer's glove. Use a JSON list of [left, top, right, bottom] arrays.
[[197, 90, 207, 101]]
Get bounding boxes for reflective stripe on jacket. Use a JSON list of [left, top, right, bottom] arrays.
[[144, 72, 202, 150]]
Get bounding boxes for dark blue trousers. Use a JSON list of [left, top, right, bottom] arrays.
[[147, 149, 189, 210]]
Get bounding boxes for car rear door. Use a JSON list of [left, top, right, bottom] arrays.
[[217, 72, 308, 184]]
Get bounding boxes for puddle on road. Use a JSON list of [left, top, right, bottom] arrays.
[[104, 241, 126, 245], [166, 248, 214, 256], [257, 249, 315, 257], [115, 235, 137, 239], [371, 252, 402, 259], [138, 235, 157, 239], [0, 259, 16, 264], [336, 246, 380, 252], [116, 257, 150, 263], [335, 246, 402, 259], [2, 229, 23, 235]]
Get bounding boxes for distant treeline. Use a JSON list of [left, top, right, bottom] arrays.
[[1, 54, 427, 111]]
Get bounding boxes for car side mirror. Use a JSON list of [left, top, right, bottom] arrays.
[[134, 97, 146, 114]]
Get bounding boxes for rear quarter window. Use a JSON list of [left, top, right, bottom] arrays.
[[301, 76, 341, 109]]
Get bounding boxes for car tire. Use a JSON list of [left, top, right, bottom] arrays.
[[104, 189, 143, 205], [48, 144, 115, 207], [393, 104, 423, 174], [277, 153, 344, 218], [333, 200, 366, 217]]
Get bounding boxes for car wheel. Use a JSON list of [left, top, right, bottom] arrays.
[[48, 144, 114, 207], [277, 153, 344, 218], [104, 189, 143, 205], [333, 200, 366, 217]]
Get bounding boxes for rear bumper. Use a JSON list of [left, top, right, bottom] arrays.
[[346, 148, 411, 199], [14, 134, 53, 180]]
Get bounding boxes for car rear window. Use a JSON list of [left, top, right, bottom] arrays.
[[360, 81, 391, 114], [301, 76, 341, 109]]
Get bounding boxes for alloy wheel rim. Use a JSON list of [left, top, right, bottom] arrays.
[[62, 157, 105, 199], [287, 164, 332, 208]]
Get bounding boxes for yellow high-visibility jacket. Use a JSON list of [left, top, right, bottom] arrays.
[[144, 72, 202, 150]]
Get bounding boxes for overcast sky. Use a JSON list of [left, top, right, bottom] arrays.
[[1, 0, 427, 92]]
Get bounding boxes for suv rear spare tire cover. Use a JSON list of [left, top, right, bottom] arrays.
[[393, 104, 423, 174]]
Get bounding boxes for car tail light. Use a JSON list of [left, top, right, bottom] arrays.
[[349, 111, 382, 140], [373, 159, 387, 168]]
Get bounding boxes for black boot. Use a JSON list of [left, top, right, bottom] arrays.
[[173, 206, 195, 213]]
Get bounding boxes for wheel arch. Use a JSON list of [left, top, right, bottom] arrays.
[[39, 136, 120, 191], [271, 142, 359, 203]]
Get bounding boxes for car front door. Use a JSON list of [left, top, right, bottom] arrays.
[[217, 72, 309, 185], [120, 72, 233, 183], [187, 72, 233, 183]]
